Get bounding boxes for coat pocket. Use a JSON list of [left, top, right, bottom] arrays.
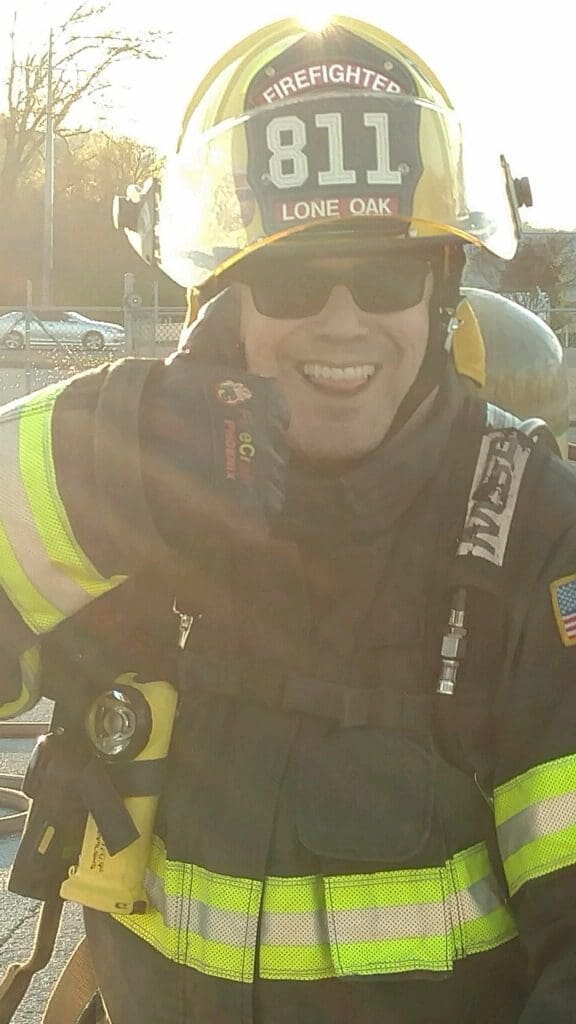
[[296, 727, 435, 863], [323, 863, 455, 977]]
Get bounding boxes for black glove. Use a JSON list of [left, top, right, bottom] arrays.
[[140, 354, 289, 552]]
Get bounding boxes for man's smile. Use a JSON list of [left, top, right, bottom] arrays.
[[295, 361, 379, 395]]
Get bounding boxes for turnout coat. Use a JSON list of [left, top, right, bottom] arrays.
[[2, 358, 576, 1023]]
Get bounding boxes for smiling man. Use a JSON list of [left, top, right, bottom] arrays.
[[232, 251, 435, 461], [3, 15, 576, 1024]]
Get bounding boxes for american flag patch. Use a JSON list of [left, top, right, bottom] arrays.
[[550, 574, 576, 646]]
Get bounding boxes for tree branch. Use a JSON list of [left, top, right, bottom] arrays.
[[0, 0, 168, 204]]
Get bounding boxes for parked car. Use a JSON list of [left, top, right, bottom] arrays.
[[0, 310, 126, 350]]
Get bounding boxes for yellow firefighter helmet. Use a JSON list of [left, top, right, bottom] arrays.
[[157, 16, 525, 290]]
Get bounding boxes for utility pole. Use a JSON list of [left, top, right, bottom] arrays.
[[41, 29, 54, 307]]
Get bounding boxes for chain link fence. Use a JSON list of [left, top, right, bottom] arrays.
[[2, 285, 575, 407], [125, 306, 185, 353], [0, 301, 186, 402]]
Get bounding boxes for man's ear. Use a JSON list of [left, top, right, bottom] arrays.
[[178, 286, 244, 367]]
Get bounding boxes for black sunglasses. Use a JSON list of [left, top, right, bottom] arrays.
[[230, 254, 432, 319]]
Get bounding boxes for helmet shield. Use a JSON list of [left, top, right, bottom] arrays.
[[159, 20, 519, 288]]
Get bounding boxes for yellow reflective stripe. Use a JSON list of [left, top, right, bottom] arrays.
[[0, 385, 125, 633], [449, 844, 517, 954], [495, 755, 576, 895], [260, 874, 332, 980], [500, 824, 576, 897], [114, 837, 262, 983], [20, 388, 125, 600], [0, 517, 60, 633], [495, 755, 576, 822], [0, 647, 41, 719], [112, 839, 516, 982], [0, 386, 70, 628]]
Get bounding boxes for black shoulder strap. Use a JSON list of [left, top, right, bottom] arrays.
[[94, 357, 170, 571], [436, 402, 576, 701], [452, 403, 573, 600]]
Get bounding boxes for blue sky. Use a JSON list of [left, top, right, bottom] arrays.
[[1, 0, 574, 230]]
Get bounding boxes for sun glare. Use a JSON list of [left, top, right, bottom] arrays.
[[292, 6, 335, 32]]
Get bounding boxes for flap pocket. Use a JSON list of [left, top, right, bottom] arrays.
[[324, 866, 454, 977], [297, 728, 435, 862]]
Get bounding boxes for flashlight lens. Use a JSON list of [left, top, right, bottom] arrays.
[[89, 688, 150, 760]]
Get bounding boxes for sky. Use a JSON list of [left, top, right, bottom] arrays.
[[1, 0, 575, 231]]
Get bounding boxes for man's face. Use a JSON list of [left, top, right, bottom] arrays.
[[238, 253, 434, 462]]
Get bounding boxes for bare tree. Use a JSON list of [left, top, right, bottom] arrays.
[[0, 2, 166, 217], [53, 130, 161, 205], [62, 132, 163, 202]]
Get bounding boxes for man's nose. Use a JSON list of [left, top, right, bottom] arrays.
[[314, 285, 369, 338]]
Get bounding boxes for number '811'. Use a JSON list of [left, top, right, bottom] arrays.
[[265, 112, 402, 190]]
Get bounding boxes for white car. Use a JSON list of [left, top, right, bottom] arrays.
[[0, 310, 126, 350]]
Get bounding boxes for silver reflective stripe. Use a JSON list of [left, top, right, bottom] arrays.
[[497, 789, 576, 862], [485, 404, 521, 430], [0, 414, 93, 617], [171, 874, 505, 950], [260, 908, 330, 947], [327, 902, 446, 943], [454, 874, 503, 921], [118, 841, 518, 981], [146, 869, 259, 949]]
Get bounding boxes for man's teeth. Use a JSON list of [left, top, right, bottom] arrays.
[[302, 363, 376, 382]]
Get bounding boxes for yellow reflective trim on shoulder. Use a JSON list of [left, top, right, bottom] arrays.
[[0, 518, 61, 633], [19, 387, 126, 600], [0, 646, 41, 719], [0, 382, 125, 634]]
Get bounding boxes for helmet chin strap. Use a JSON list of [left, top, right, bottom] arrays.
[[384, 246, 464, 442]]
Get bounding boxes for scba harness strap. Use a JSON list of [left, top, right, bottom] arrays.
[[437, 405, 540, 699], [448, 406, 568, 676], [177, 402, 554, 720]]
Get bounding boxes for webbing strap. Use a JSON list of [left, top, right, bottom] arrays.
[[94, 358, 169, 571], [181, 651, 432, 729]]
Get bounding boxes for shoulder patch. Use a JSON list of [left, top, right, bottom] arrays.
[[457, 430, 533, 566], [550, 574, 576, 647]]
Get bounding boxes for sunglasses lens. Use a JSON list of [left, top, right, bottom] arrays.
[[355, 258, 430, 312], [250, 265, 328, 318], [236, 255, 430, 318]]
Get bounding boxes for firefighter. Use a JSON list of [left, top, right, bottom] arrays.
[[2, 15, 576, 1024]]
